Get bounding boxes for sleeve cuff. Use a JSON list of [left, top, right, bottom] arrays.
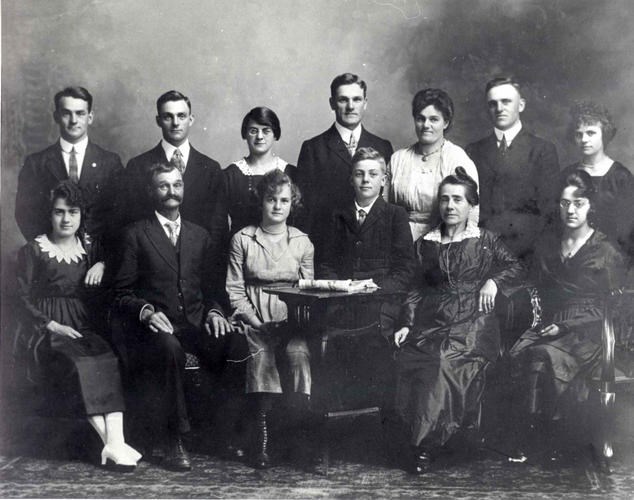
[[139, 304, 155, 323]]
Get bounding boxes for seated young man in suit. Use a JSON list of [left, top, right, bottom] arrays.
[[112, 163, 235, 471], [317, 147, 415, 409]]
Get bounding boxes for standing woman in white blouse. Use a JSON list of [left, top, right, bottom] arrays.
[[386, 88, 479, 241]]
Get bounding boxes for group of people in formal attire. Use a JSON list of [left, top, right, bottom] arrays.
[[12, 73, 634, 475]]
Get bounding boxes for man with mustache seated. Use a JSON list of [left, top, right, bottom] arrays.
[[112, 163, 233, 471]]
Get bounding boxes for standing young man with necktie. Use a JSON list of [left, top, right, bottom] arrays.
[[15, 87, 125, 256], [123, 90, 229, 298], [466, 76, 560, 262], [296, 73, 393, 264]]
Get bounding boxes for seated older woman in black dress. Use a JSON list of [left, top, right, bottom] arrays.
[[393, 168, 525, 474], [561, 102, 634, 259], [510, 171, 626, 463], [224, 107, 296, 234], [16, 182, 140, 469]]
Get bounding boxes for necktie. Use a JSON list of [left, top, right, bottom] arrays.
[[165, 221, 179, 246], [171, 149, 185, 173], [498, 134, 508, 156], [347, 134, 357, 157], [69, 147, 79, 183], [358, 208, 367, 226]]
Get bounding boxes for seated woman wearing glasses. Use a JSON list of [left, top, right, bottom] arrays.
[[393, 168, 525, 474], [509, 171, 626, 465]]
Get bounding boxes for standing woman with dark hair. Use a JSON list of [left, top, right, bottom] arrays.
[[224, 107, 297, 234], [561, 101, 634, 259], [393, 168, 525, 474], [386, 88, 479, 241], [509, 171, 626, 464], [226, 170, 313, 469], [15, 181, 141, 470]]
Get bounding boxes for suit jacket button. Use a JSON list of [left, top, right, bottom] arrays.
[[177, 305, 184, 312]]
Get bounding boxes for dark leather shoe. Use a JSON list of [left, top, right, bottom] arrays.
[[163, 434, 192, 472], [412, 449, 432, 475]]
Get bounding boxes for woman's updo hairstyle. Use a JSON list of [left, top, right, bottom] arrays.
[[560, 170, 598, 227], [438, 167, 479, 206], [255, 169, 302, 212]]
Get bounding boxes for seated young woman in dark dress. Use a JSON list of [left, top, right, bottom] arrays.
[[509, 170, 626, 465], [223, 106, 296, 235], [15, 181, 141, 470], [226, 170, 313, 469], [393, 168, 526, 474], [561, 101, 634, 260]]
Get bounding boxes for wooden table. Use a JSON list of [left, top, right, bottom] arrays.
[[264, 286, 405, 473]]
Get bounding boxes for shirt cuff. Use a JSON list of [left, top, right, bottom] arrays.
[[206, 308, 225, 320], [139, 304, 155, 323]]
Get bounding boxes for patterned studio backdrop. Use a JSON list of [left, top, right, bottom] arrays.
[[2, 0, 634, 272]]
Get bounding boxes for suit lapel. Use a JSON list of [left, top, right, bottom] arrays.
[[178, 221, 194, 274], [340, 204, 359, 234], [144, 217, 179, 273], [47, 143, 69, 182], [78, 142, 98, 185], [182, 146, 203, 186], [326, 125, 353, 166]]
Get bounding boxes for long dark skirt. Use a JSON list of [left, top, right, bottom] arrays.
[[510, 304, 602, 420], [395, 335, 488, 448], [45, 330, 125, 416]]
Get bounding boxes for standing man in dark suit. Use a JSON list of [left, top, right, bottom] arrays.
[[296, 73, 393, 263], [113, 163, 232, 471], [466, 76, 560, 261], [123, 91, 228, 296], [15, 87, 124, 256]]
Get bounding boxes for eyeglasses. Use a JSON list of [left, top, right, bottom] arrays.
[[559, 199, 589, 209]]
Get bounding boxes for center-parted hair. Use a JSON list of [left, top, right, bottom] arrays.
[[330, 73, 367, 99], [412, 88, 454, 132], [241, 107, 281, 140], [49, 180, 87, 234], [156, 90, 192, 114], [146, 162, 179, 187], [255, 169, 302, 212], [438, 167, 479, 206], [351, 147, 387, 174], [559, 170, 597, 226]]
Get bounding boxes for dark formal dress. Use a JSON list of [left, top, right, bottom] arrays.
[[466, 129, 560, 260], [16, 234, 124, 416], [510, 231, 626, 419], [560, 161, 634, 260], [15, 141, 125, 253], [396, 227, 525, 448], [112, 216, 231, 437], [223, 158, 297, 235], [296, 125, 393, 262]]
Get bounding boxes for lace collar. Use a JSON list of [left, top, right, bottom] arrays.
[[423, 223, 481, 243], [36, 234, 86, 264], [234, 157, 288, 176]]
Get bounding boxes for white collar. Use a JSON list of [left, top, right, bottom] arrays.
[[155, 210, 181, 227], [494, 120, 522, 145], [59, 136, 89, 154], [36, 234, 86, 264], [234, 157, 288, 176], [334, 122, 362, 144], [424, 223, 481, 243], [161, 139, 190, 161], [355, 196, 379, 215]]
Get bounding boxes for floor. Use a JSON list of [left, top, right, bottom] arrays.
[[1, 412, 634, 499]]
